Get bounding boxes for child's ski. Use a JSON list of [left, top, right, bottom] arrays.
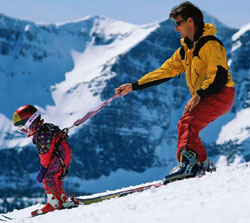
[[76, 181, 163, 205]]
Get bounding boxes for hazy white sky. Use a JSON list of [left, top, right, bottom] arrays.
[[0, 0, 249, 29]]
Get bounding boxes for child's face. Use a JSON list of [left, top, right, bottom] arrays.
[[18, 125, 28, 134], [18, 125, 34, 137], [27, 128, 35, 137]]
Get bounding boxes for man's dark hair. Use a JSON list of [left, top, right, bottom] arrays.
[[169, 1, 204, 32]]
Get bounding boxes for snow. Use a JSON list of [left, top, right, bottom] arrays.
[[44, 20, 158, 131], [0, 15, 159, 148], [232, 22, 250, 41], [231, 40, 242, 52], [64, 167, 169, 193], [0, 113, 32, 148], [24, 24, 30, 32], [217, 107, 250, 144], [0, 14, 248, 151], [1, 14, 250, 223], [3, 162, 250, 223]]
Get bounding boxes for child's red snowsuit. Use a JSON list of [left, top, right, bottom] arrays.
[[31, 120, 71, 191]]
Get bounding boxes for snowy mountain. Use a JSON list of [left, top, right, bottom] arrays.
[[217, 23, 250, 159], [1, 162, 250, 223], [0, 13, 249, 213]]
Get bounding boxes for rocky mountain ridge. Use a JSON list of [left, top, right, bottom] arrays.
[[0, 12, 249, 213]]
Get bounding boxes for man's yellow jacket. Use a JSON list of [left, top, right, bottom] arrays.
[[132, 23, 235, 99]]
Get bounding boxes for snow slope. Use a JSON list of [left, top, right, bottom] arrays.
[[0, 13, 249, 215], [0, 15, 159, 148], [2, 161, 250, 223], [217, 107, 250, 144]]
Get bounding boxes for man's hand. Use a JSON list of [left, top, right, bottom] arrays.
[[115, 83, 132, 97], [183, 94, 201, 115]]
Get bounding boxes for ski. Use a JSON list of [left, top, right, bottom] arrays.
[[31, 202, 81, 217], [76, 181, 164, 205], [0, 172, 213, 220], [0, 215, 14, 222], [0, 180, 167, 221], [76, 170, 213, 205]]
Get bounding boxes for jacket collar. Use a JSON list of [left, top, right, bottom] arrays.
[[181, 23, 217, 49], [29, 119, 44, 137]]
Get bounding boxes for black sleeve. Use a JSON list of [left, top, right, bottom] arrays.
[[131, 77, 173, 91], [196, 65, 228, 100]]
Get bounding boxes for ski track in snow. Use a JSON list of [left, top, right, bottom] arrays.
[[3, 163, 250, 223]]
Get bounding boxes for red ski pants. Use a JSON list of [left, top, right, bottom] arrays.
[[42, 141, 72, 191], [177, 87, 235, 162]]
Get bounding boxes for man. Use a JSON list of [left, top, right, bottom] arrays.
[[115, 1, 235, 183]]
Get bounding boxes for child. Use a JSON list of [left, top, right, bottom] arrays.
[[12, 105, 79, 216]]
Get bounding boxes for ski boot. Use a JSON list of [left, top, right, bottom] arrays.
[[60, 191, 79, 209], [31, 190, 79, 217], [163, 149, 201, 185], [197, 158, 217, 176], [31, 190, 61, 216]]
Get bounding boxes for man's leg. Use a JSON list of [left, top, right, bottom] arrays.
[[177, 87, 235, 162]]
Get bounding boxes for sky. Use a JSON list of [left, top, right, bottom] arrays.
[[0, 0, 250, 29]]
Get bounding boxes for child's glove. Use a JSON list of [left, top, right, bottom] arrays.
[[36, 166, 48, 183]]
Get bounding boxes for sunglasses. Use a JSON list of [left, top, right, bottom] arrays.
[[18, 125, 28, 134], [17, 111, 40, 135], [174, 18, 187, 27]]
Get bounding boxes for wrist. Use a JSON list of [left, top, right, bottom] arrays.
[[131, 81, 139, 90], [195, 93, 200, 99]]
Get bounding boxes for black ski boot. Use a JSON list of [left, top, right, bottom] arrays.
[[163, 149, 201, 185], [197, 158, 217, 176]]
